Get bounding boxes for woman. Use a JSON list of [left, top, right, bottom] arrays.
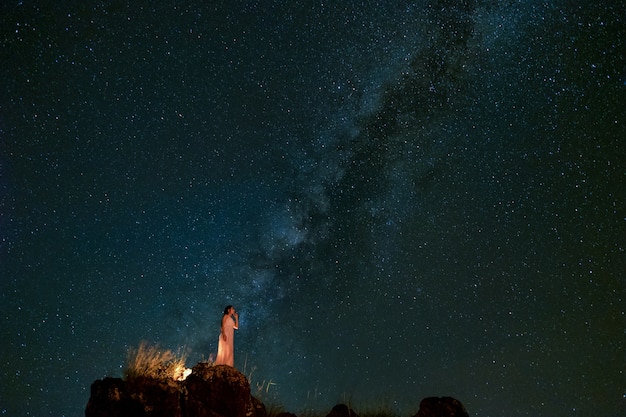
[[215, 305, 239, 367]]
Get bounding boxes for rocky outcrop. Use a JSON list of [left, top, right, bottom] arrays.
[[185, 363, 262, 417], [85, 376, 183, 417], [86, 364, 468, 417], [85, 364, 265, 417], [413, 396, 469, 417]]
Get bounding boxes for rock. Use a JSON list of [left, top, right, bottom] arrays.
[[249, 395, 268, 417], [86, 366, 471, 417], [326, 404, 359, 417], [85, 376, 182, 417], [185, 363, 251, 417], [85, 377, 142, 417], [85, 362, 265, 417], [413, 397, 469, 417]]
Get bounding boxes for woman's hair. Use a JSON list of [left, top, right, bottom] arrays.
[[223, 305, 233, 316]]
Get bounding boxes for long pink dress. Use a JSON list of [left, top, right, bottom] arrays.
[[215, 315, 237, 366]]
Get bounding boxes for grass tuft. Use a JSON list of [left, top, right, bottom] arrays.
[[124, 341, 188, 381]]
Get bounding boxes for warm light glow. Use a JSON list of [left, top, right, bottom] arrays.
[[174, 366, 192, 381]]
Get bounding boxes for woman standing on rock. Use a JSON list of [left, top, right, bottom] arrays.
[[215, 305, 238, 367]]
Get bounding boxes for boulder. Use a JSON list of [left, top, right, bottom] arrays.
[[185, 363, 251, 417], [413, 396, 469, 417], [85, 376, 182, 417], [85, 363, 265, 417], [249, 395, 268, 417], [326, 404, 359, 417]]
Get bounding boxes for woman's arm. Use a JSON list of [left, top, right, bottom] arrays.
[[233, 311, 239, 330]]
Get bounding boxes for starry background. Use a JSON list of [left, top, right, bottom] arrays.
[[1, 1, 625, 416]]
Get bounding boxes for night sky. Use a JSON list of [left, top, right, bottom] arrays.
[[1, 1, 625, 416]]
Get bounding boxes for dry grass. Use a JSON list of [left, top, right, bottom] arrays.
[[124, 341, 188, 381]]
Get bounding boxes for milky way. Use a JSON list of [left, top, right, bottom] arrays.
[[1, 1, 624, 416]]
